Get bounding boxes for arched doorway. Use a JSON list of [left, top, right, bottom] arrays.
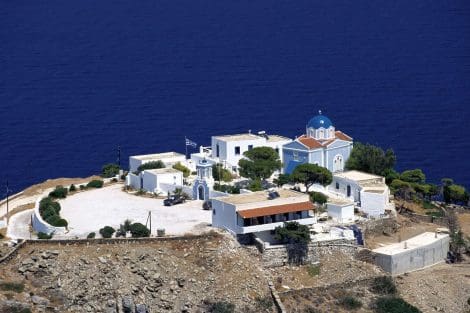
[[198, 185, 205, 200], [333, 154, 343, 172]]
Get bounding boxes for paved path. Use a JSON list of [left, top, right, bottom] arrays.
[[7, 209, 33, 239]]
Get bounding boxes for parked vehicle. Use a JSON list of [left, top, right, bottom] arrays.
[[164, 195, 185, 206], [202, 200, 212, 210]]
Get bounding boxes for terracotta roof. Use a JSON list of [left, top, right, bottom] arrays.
[[297, 135, 324, 149], [238, 201, 314, 219], [335, 131, 353, 141]]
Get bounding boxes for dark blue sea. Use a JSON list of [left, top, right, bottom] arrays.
[[1, 0, 470, 193]]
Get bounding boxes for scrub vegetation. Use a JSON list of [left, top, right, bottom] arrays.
[[39, 196, 68, 227]]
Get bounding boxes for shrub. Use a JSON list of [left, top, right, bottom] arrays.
[[129, 223, 150, 238], [254, 296, 273, 310], [338, 295, 362, 310], [87, 232, 96, 239], [172, 162, 191, 178], [37, 232, 53, 239], [47, 216, 68, 227], [69, 184, 76, 192], [375, 297, 421, 313], [0, 282, 25, 293], [79, 184, 86, 190], [101, 163, 120, 178], [212, 164, 233, 182], [99, 226, 115, 238], [49, 185, 68, 199], [87, 180, 104, 188], [371, 276, 397, 295], [116, 219, 132, 237], [274, 222, 311, 244], [248, 179, 263, 192], [137, 161, 165, 173], [307, 264, 321, 276], [213, 183, 240, 194], [309, 191, 328, 205], [210, 301, 235, 313]]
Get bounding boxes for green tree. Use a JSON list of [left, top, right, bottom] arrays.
[[99, 226, 115, 238], [101, 163, 120, 178], [172, 162, 191, 178], [345, 142, 396, 176], [443, 183, 469, 204], [400, 169, 426, 184], [390, 179, 415, 200], [238, 147, 282, 181], [309, 191, 328, 205], [383, 168, 400, 185], [212, 164, 233, 182], [291, 163, 332, 192], [248, 179, 263, 192], [274, 221, 311, 265], [137, 160, 165, 173], [273, 174, 291, 187]]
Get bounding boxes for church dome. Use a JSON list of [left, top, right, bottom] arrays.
[[307, 111, 333, 129]]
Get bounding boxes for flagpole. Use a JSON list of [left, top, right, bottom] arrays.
[[185, 136, 188, 160]]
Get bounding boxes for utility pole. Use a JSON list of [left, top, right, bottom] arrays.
[[117, 145, 121, 169], [5, 180, 10, 226]]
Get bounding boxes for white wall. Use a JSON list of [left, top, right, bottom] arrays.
[[329, 176, 361, 202], [211, 199, 238, 234], [129, 153, 186, 172], [327, 203, 354, 223], [126, 173, 142, 190], [360, 190, 387, 217]]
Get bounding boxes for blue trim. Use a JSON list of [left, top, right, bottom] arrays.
[[285, 160, 304, 174]]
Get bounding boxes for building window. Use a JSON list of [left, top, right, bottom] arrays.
[[234, 146, 240, 155], [213, 209, 216, 215], [293, 151, 299, 161], [336, 182, 339, 189], [275, 148, 279, 155], [216, 144, 220, 157], [248, 145, 253, 151]]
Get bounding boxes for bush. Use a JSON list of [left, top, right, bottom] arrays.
[[79, 184, 86, 190], [307, 264, 321, 276], [254, 296, 273, 310], [0, 281, 25, 293], [309, 191, 328, 205], [101, 163, 120, 178], [87, 232, 96, 239], [274, 221, 311, 244], [69, 184, 76, 192], [212, 164, 233, 182], [87, 180, 104, 188], [248, 179, 263, 192], [39, 197, 67, 227], [99, 226, 115, 238], [49, 185, 68, 199], [213, 183, 240, 194], [129, 223, 150, 238], [47, 216, 68, 227], [137, 161, 165, 173], [375, 297, 421, 313], [172, 162, 191, 178], [37, 232, 53, 239], [338, 295, 362, 310], [371, 276, 397, 295], [210, 301, 235, 313]]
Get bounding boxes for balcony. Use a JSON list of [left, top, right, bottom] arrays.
[[237, 217, 316, 234]]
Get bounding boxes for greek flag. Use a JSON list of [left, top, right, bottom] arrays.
[[185, 138, 197, 148]]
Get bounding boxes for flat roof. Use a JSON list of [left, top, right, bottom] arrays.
[[334, 170, 383, 182], [130, 152, 185, 161], [372, 232, 449, 255], [144, 168, 182, 175], [213, 133, 291, 142], [217, 189, 305, 205], [327, 197, 354, 206]]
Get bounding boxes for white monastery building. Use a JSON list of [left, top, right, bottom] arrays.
[[212, 189, 315, 235], [126, 168, 183, 193], [329, 170, 394, 217], [129, 152, 186, 173], [326, 198, 355, 224], [191, 132, 291, 173]]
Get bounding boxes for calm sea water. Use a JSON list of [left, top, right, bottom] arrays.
[[1, 0, 470, 193]]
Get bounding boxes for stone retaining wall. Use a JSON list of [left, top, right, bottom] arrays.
[[261, 239, 357, 268], [400, 211, 448, 226]]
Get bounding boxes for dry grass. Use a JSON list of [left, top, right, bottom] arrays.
[[457, 213, 470, 237]]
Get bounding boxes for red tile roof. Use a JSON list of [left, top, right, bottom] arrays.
[[335, 131, 353, 141], [297, 135, 324, 149], [238, 201, 315, 219]]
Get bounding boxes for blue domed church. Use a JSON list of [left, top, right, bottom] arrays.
[[282, 111, 353, 174]]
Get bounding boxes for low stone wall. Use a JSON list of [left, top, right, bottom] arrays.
[[0, 240, 26, 264], [400, 211, 448, 226], [261, 238, 357, 268]]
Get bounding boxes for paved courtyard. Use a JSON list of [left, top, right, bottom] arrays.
[[56, 184, 211, 238]]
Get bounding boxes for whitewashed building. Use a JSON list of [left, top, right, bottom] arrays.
[[329, 170, 394, 217], [129, 152, 186, 173], [327, 198, 355, 223], [191, 132, 291, 173], [126, 168, 183, 193], [212, 189, 315, 235]]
